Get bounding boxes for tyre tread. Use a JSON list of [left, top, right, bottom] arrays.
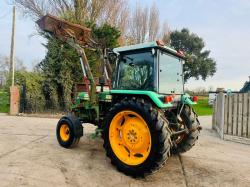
[[103, 98, 171, 177]]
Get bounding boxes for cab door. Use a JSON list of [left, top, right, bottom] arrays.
[[158, 51, 184, 94]]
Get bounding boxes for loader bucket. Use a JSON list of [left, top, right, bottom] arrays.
[[37, 14, 93, 46]]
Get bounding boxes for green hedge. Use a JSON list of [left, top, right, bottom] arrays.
[[0, 91, 9, 113], [5, 71, 46, 113]]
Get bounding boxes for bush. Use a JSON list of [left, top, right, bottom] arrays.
[[0, 90, 9, 113], [5, 71, 45, 113]]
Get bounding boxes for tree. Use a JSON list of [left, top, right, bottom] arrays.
[[15, 0, 122, 110], [98, 0, 129, 45], [0, 56, 9, 87], [38, 36, 82, 110], [91, 23, 121, 48], [129, 4, 148, 44], [0, 55, 27, 87], [0, 55, 9, 73], [15, 0, 73, 20], [15, 0, 128, 45], [15, 0, 170, 46], [0, 55, 26, 72], [15, 0, 128, 27], [128, 3, 171, 45], [161, 21, 171, 44], [3, 69, 45, 112], [37, 24, 120, 110], [148, 4, 159, 41], [170, 28, 216, 82]]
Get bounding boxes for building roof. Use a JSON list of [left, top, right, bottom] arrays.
[[240, 81, 250, 93], [113, 41, 184, 58]]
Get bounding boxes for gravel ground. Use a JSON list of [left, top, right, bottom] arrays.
[[0, 115, 249, 187]]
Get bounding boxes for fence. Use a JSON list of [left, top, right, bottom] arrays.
[[18, 84, 72, 114], [19, 96, 71, 114], [212, 92, 250, 144]]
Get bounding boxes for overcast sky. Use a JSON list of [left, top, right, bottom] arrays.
[[0, 0, 249, 91]]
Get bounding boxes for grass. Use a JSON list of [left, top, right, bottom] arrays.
[[0, 91, 9, 113], [193, 96, 213, 116], [0, 90, 213, 116]]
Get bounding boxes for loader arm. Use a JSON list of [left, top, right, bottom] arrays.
[[36, 14, 98, 103]]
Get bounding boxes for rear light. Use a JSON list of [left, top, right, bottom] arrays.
[[156, 40, 165, 46], [193, 96, 198, 102], [164, 96, 173, 103]]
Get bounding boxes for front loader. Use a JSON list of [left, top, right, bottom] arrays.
[[37, 15, 202, 177]]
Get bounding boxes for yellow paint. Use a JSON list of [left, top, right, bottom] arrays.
[[109, 111, 151, 166], [60, 124, 70, 142]]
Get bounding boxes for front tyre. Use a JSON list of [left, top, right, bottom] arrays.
[[56, 115, 81, 148], [103, 99, 171, 177]]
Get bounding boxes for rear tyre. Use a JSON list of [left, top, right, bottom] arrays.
[[171, 105, 200, 154], [103, 98, 171, 177], [56, 116, 81, 148]]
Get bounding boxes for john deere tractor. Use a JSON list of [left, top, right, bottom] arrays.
[[37, 15, 201, 177]]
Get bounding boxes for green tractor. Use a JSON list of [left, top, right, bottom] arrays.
[[37, 15, 201, 177]]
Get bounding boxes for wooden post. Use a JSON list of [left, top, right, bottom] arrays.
[[237, 94, 243, 136], [242, 93, 248, 137], [224, 95, 228, 134], [9, 6, 19, 115], [248, 92, 250, 138], [212, 95, 218, 130], [10, 6, 16, 86], [213, 91, 225, 139], [219, 92, 225, 139], [228, 95, 233, 135], [232, 94, 238, 135]]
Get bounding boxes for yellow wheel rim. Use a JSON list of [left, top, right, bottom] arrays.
[[60, 124, 70, 142], [109, 110, 151, 166]]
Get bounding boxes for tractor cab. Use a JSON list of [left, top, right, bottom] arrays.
[[113, 41, 185, 95]]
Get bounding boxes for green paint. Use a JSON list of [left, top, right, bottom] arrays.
[[181, 93, 197, 105], [78, 92, 89, 99], [110, 90, 173, 108], [98, 91, 112, 101], [74, 92, 89, 105]]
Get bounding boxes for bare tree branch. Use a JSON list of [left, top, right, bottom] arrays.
[[128, 3, 165, 44], [129, 4, 149, 44], [161, 21, 171, 44], [148, 3, 159, 41], [15, 0, 170, 46]]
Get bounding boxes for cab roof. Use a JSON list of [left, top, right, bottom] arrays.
[[113, 41, 185, 59]]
